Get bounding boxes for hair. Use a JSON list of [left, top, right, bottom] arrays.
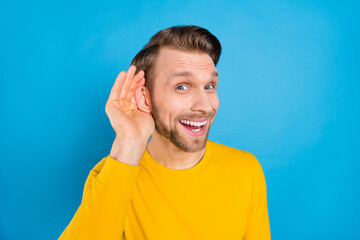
[[131, 25, 222, 94]]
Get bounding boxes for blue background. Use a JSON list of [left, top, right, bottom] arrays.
[[1, 0, 359, 239]]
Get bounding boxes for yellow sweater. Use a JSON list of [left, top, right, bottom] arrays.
[[59, 140, 270, 239]]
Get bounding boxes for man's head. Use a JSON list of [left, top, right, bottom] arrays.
[[132, 25, 222, 152]]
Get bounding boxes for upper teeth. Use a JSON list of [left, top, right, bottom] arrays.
[[180, 119, 207, 127]]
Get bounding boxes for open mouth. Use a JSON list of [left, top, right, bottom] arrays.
[[179, 118, 208, 136]]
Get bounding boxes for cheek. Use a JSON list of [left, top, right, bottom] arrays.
[[166, 98, 188, 122], [154, 94, 184, 122], [161, 90, 187, 109]]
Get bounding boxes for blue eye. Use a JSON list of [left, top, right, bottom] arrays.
[[205, 84, 215, 90], [176, 85, 189, 90]]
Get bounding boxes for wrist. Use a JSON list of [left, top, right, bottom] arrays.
[[109, 136, 147, 166]]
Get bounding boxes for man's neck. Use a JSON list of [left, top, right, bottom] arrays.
[[146, 132, 206, 170]]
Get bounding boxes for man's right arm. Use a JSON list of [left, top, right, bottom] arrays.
[[59, 154, 140, 239], [59, 66, 154, 239]]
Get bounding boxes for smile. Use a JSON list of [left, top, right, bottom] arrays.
[[179, 118, 208, 135], [180, 119, 207, 127]]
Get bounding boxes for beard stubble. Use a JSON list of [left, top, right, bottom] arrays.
[[150, 102, 214, 153]]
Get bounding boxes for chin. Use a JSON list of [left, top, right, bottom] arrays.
[[173, 128, 209, 153], [153, 117, 211, 153]]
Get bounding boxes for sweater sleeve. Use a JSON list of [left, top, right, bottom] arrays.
[[59, 156, 140, 240], [243, 154, 271, 240]]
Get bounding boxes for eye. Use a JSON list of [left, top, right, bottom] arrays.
[[205, 84, 215, 90], [176, 85, 189, 90]]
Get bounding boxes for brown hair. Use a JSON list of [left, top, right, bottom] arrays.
[[131, 25, 222, 93]]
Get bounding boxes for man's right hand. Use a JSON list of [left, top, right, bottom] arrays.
[[105, 65, 155, 166]]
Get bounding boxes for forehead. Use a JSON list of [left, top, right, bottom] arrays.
[[154, 47, 216, 79]]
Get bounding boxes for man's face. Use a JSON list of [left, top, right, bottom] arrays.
[[150, 47, 219, 152]]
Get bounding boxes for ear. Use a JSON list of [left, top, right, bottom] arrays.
[[135, 86, 152, 113]]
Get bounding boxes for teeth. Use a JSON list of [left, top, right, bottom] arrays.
[[191, 128, 201, 132], [180, 119, 207, 127]]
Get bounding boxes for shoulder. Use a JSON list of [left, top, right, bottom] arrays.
[[208, 140, 260, 172], [208, 140, 267, 195], [209, 140, 256, 163]]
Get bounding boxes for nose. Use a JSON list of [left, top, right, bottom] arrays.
[[190, 89, 214, 114]]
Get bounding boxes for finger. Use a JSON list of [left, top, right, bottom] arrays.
[[119, 65, 136, 99], [108, 71, 126, 101], [126, 70, 144, 101], [138, 77, 145, 87]]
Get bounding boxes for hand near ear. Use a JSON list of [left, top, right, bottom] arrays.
[[105, 65, 155, 166]]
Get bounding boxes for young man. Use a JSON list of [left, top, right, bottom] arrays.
[[59, 25, 271, 240]]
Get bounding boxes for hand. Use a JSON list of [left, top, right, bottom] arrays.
[[105, 65, 155, 164]]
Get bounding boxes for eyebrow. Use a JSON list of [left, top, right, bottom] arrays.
[[168, 70, 218, 83]]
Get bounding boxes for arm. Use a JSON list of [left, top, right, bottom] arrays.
[[243, 155, 271, 240], [59, 65, 154, 239], [59, 156, 140, 239]]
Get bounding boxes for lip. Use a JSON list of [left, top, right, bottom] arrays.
[[179, 117, 208, 122], [179, 120, 208, 137]]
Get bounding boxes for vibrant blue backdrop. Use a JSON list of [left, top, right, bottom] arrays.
[[1, 0, 359, 239]]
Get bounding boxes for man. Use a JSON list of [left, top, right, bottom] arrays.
[[59, 25, 271, 240]]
